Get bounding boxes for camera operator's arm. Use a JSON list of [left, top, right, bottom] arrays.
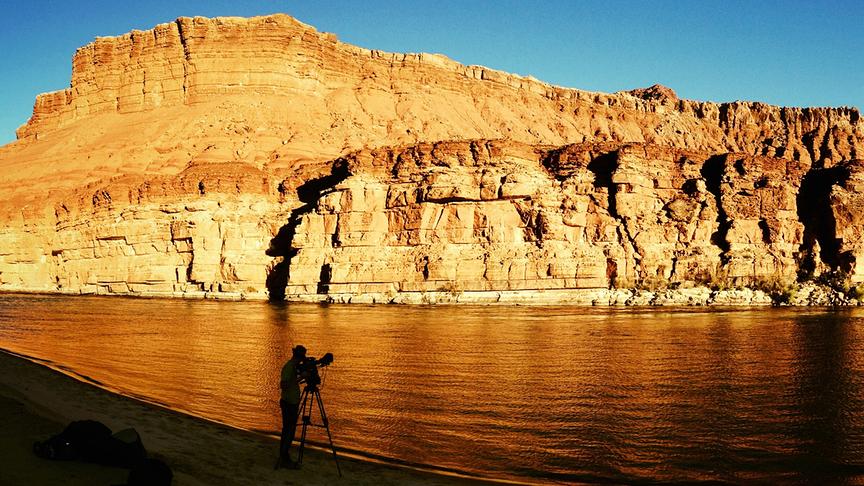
[[280, 345, 307, 399], [280, 359, 298, 390]]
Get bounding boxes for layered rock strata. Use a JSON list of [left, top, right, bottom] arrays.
[[1, 14, 863, 303], [0, 163, 288, 298], [282, 140, 849, 303], [4, 15, 862, 213], [5, 137, 853, 303]]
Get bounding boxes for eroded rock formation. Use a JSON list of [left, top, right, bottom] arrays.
[[282, 140, 833, 303], [0, 14, 862, 303]]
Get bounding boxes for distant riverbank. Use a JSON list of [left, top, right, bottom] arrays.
[[1, 280, 859, 306]]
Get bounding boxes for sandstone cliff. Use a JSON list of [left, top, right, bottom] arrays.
[[280, 140, 846, 303], [0, 14, 862, 303]]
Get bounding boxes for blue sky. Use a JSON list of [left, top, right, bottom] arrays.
[[1, 0, 862, 145]]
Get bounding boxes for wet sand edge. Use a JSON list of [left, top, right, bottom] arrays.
[[0, 348, 499, 486]]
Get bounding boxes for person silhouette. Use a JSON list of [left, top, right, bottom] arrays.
[[276, 344, 306, 469]]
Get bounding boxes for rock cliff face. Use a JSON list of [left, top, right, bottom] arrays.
[[1, 14, 863, 303], [282, 140, 825, 302]]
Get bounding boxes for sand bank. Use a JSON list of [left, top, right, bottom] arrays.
[[0, 349, 493, 486]]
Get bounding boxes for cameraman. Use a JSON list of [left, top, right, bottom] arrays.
[[276, 344, 306, 469]]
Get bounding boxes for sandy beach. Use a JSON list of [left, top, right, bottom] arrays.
[[0, 349, 493, 486]]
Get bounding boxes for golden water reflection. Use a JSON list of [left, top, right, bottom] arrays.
[[1, 295, 863, 484]]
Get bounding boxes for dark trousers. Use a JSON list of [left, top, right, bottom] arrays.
[[279, 399, 300, 461]]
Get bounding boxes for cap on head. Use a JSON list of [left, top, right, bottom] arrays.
[[292, 345, 307, 357]]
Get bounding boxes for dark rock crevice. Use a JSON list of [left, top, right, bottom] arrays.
[[701, 155, 732, 258], [265, 161, 350, 301], [586, 151, 649, 280], [587, 152, 618, 216], [316, 263, 332, 294], [296, 159, 349, 204], [174, 19, 191, 101], [796, 166, 849, 275]]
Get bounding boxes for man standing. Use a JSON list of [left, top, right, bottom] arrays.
[[276, 344, 306, 469]]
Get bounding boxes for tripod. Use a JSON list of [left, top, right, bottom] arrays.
[[296, 384, 342, 477]]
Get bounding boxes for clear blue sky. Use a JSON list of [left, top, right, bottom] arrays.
[[1, 0, 862, 145]]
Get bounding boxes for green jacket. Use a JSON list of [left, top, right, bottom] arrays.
[[280, 358, 301, 404]]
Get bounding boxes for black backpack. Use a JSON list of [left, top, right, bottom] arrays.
[[33, 419, 112, 461], [33, 421, 147, 467]]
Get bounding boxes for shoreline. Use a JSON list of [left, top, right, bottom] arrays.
[[0, 281, 859, 306], [0, 349, 503, 486]]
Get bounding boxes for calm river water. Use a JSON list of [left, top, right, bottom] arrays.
[[1, 294, 864, 484]]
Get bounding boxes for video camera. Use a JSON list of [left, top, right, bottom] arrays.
[[297, 352, 334, 388]]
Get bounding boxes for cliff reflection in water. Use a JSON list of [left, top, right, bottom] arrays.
[[1, 294, 863, 484]]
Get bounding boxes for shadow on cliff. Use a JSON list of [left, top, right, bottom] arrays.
[[266, 161, 349, 302], [587, 152, 619, 216], [700, 155, 732, 258], [797, 166, 850, 275]]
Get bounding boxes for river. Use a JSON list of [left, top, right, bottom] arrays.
[[1, 293, 863, 484]]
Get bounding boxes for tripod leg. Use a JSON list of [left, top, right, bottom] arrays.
[[314, 390, 342, 478], [297, 389, 311, 466]]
